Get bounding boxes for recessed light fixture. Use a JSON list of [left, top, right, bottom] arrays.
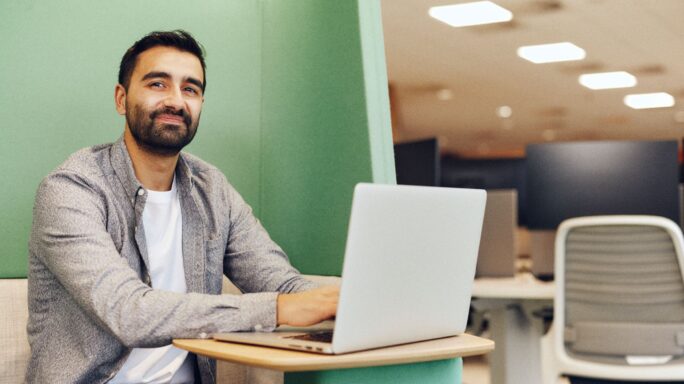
[[517, 42, 586, 64], [624, 92, 675, 109], [674, 111, 684, 123], [436, 88, 454, 101], [497, 105, 512, 118], [428, 1, 513, 28], [579, 71, 637, 90]]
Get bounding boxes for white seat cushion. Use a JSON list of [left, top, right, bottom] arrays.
[[0, 279, 29, 384]]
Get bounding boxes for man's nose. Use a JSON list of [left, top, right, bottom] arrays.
[[162, 87, 185, 110]]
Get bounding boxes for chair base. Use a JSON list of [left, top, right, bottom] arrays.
[[569, 375, 684, 384]]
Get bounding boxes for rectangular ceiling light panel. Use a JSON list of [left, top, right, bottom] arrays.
[[579, 71, 637, 90], [517, 42, 586, 64], [624, 92, 675, 109], [429, 1, 513, 28]]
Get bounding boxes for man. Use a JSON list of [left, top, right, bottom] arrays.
[[26, 30, 338, 384]]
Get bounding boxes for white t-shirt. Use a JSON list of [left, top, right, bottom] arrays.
[[111, 180, 195, 384]]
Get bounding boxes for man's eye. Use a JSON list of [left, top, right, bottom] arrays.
[[150, 82, 164, 88], [184, 87, 199, 95]]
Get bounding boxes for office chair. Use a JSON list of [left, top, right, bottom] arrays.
[[540, 216, 684, 384]]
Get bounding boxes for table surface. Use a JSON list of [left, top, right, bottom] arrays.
[[173, 333, 494, 372], [472, 272, 555, 300]]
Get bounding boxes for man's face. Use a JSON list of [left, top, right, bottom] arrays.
[[117, 46, 204, 156]]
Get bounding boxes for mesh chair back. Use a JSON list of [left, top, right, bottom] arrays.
[[563, 224, 684, 363]]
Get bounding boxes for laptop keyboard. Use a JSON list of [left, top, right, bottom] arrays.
[[289, 330, 334, 343]]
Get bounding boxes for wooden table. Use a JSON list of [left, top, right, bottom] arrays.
[[174, 333, 494, 384]]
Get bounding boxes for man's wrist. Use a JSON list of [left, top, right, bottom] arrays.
[[235, 291, 279, 331], [276, 292, 290, 326]]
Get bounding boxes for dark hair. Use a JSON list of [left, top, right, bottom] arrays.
[[118, 30, 206, 91]]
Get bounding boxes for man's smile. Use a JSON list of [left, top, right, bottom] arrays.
[[155, 113, 185, 125]]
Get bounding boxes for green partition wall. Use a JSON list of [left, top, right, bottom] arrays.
[[1, 1, 264, 278], [0, 0, 394, 278], [260, 1, 395, 275]]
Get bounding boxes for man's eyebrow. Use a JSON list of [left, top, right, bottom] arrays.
[[141, 71, 171, 81], [185, 77, 204, 91]]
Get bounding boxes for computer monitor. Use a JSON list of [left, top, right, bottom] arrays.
[[441, 157, 527, 225], [526, 140, 680, 280], [526, 140, 679, 230], [394, 138, 440, 186]]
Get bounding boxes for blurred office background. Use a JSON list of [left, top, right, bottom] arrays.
[[383, 0, 683, 270], [2, 1, 683, 383], [381, 1, 684, 383]]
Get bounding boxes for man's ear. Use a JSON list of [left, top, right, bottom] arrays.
[[114, 84, 127, 115]]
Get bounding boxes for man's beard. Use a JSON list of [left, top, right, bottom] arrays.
[[126, 104, 199, 156]]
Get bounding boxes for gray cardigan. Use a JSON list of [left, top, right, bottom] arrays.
[[26, 137, 315, 383]]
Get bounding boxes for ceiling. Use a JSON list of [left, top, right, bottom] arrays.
[[380, 0, 684, 157]]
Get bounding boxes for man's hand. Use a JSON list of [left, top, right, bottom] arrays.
[[277, 285, 339, 326]]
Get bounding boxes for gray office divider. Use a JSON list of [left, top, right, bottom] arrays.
[[0, 0, 394, 278]]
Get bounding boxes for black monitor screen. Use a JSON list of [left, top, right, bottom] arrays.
[[394, 138, 440, 186], [441, 157, 527, 225], [526, 140, 679, 229]]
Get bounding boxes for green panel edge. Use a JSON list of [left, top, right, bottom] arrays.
[[358, 0, 396, 185]]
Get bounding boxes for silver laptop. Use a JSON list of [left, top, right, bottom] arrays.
[[213, 183, 486, 354]]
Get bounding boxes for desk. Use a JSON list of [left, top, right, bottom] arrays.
[[472, 273, 554, 384], [174, 333, 494, 384]]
